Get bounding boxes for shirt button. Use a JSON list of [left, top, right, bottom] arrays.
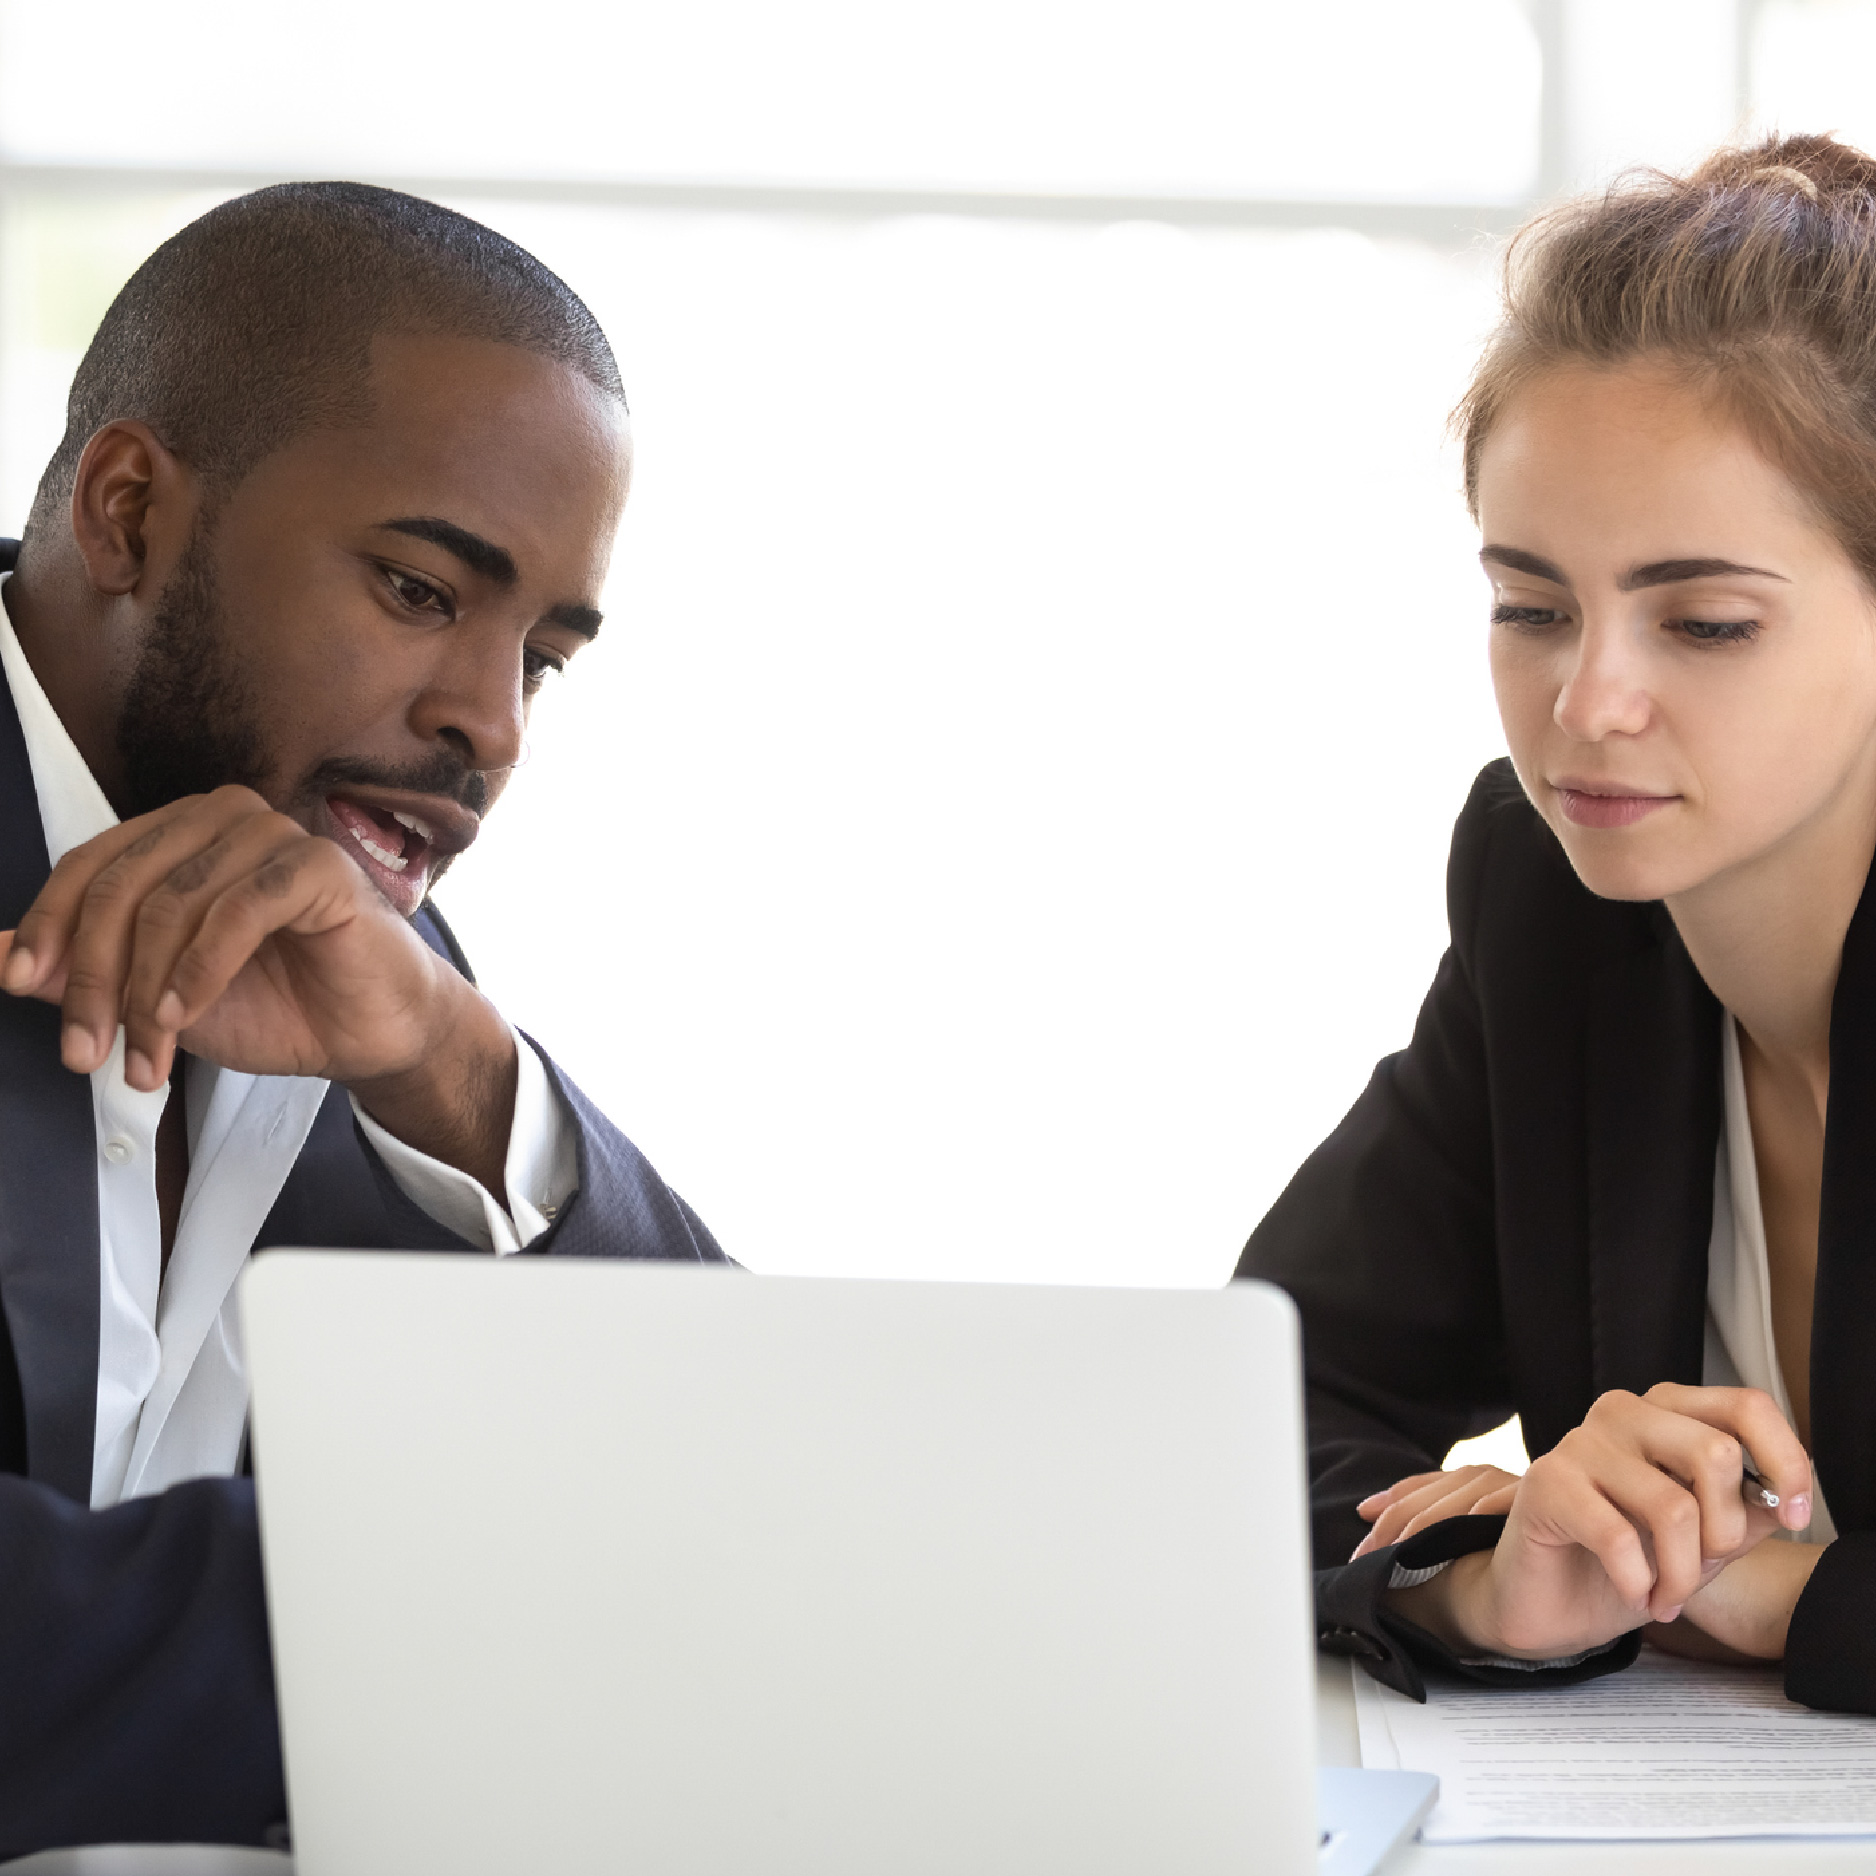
[[103, 1135, 136, 1165]]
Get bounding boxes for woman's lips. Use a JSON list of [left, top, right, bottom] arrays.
[[1554, 784, 1679, 830]]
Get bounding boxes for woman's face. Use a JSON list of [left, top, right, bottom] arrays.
[[1479, 360, 1876, 906]]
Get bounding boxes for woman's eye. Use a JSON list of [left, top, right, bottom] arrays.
[[386, 568, 452, 617], [1491, 603, 1567, 631], [1670, 616, 1759, 645], [522, 646, 565, 690]]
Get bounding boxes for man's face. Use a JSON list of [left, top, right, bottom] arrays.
[[117, 331, 630, 916]]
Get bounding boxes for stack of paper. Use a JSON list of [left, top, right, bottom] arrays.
[[1355, 1647, 1876, 1842]]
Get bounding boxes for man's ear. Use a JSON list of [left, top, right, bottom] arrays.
[[68, 421, 199, 598]]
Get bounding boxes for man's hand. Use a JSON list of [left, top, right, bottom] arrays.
[[1383, 1384, 1813, 1662], [0, 786, 517, 1193]]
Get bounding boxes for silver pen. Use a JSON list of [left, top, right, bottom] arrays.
[[1741, 1447, 1780, 1511]]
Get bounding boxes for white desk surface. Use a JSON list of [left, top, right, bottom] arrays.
[[4, 1657, 1872, 1874]]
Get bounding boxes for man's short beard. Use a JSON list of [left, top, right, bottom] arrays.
[[116, 520, 271, 820]]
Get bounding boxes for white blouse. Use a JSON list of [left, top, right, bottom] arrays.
[[1702, 1013, 1837, 1545]]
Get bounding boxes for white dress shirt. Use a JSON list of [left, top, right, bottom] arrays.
[[1703, 1011, 1838, 1544], [0, 581, 576, 1508]]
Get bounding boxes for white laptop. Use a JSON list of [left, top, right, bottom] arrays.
[[241, 1253, 1432, 1875]]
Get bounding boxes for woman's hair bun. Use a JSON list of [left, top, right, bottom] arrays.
[[1691, 132, 1876, 204], [1457, 128, 1876, 585], [1748, 163, 1821, 202]]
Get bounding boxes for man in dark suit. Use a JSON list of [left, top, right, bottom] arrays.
[[0, 183, 726, 1857]]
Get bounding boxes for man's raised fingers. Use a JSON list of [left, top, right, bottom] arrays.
[[156, 836, 360, 1035], [1, 792, 267, 1071], [53, 802, 276, 1076], [119, 816, 311, 1087], [0, 815, 186, 1007]]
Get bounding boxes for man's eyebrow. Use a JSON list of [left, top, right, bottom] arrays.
[[377, 517, 602, 637], [545, 601, 603, 640], [378, 516, 517, 585], [1618, 557, 1789, 590]]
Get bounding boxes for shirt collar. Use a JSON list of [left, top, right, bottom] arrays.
[[0, 571, 121, 866]]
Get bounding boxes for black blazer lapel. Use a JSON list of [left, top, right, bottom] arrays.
[[0, 610, 101, 1501], [1815, 866, 1876, 1534], [1583, 907, 1720, 1399]]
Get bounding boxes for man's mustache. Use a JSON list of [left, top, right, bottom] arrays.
[[303, 754, 492, 819]]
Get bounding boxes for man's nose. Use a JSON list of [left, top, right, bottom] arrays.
[[410, 630, 527, 775], [1552, 616, 1653, 743]]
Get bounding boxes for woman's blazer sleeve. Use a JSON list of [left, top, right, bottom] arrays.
[[1235, 763, 1638, 1698], [1788, 1535, 1876, 1713]]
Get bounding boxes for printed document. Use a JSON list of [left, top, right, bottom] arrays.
[[1355, 1646, 1876, 1841]]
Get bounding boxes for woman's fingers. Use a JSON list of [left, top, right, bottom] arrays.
[[1511, 1388, 1807, 1625], [1579, 1397, 1753, 1563], [1611, 1389, 1804, 1553], [1584, 1446, 1714, 1614], [1515, 1457, 1661, 1614], [1352, 1465, 1519, 1558], [1355, 1472, 1443, 1520], [1642, 1383, 1813, 1533], [1394, 1469, 1524, 1544], [1353, 1473, 1459, 1556]]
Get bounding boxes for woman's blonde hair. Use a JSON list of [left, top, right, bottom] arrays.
[[1459, 133, 1876, 582]]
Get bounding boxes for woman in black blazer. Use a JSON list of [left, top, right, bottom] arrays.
[[1240, 133, 1876, 1716]]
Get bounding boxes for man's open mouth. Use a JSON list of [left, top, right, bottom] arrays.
[[322, 793, 474, 916]]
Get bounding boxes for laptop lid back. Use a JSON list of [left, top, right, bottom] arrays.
[[243, 1254, 1317, 1876]]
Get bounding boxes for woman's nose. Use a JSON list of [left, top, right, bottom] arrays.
[[1552, 620, 1653, 742]]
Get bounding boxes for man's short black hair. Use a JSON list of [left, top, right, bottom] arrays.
[[24, 181, 625, 540]]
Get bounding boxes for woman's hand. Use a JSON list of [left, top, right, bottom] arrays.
[[1386, 1384, 1813, 1662], [1656, 1538, 1826, 1661], [1352, 1464, 1522, 1559]]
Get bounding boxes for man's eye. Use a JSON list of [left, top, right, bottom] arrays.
[[522, 646, 565, 690], [385, 568, 452, 616], [1671, 616, 1760, 645], [1491, 604, 1567, 631]]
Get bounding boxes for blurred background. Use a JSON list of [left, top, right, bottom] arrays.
[[0, 1, 1858, 1333]]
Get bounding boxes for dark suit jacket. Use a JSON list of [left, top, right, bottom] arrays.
[[1237, 757, 1876, 1714], [0, 538, 727, 1858]]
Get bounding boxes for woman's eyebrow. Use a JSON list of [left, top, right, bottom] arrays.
[[1617, 557, 1789, 590], [1480, 544, 1566, 583], [1479, 546, 1790, 589]]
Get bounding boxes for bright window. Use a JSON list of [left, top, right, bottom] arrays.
[[0, 2, 1818, 1283]]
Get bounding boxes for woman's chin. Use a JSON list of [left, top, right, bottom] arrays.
[[1552, 827, 1709, 905]]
